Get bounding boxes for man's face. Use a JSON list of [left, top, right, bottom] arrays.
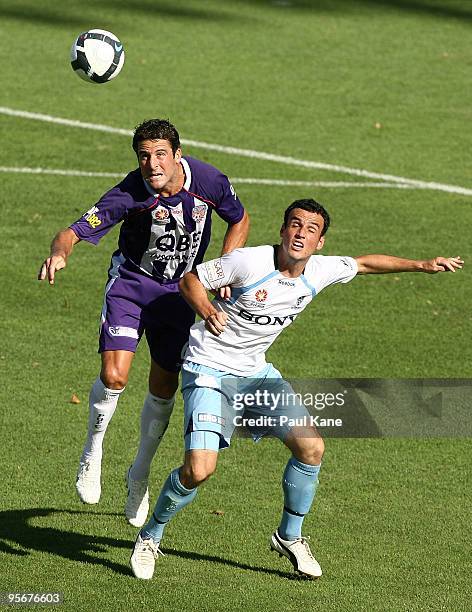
[[137, 138, 182, 193], [280, 208, 325, 261]]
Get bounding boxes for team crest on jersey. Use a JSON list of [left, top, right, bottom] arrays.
[[152, 206, 170, 224], [255, 289, 268, 302], [192, 204, 207, 222], [296, 295, 307, 307]]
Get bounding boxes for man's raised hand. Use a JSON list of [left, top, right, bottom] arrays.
[[422, 256, 464, 273]]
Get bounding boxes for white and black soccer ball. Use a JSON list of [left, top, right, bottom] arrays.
[[70, 29, 125, 83]]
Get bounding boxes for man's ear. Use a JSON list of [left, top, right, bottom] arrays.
[[316, 236, 325, 251], [280, 224, 285, 238], [175, 147, 182, 162]]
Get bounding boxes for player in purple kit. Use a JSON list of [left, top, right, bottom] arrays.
[[38, 118, 249, 526]]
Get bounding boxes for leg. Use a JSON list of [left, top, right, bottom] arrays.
[[141, 441, 219, 543], [130, 360, 179, 480], [76, 350, 133, 504], [130, 365, 232, 579], [130, 445, 219, 580], [271, 425, 324, 578], [125, 361, 180, 526], [280, 425, 324, 538], [125, 295, 194, 524]]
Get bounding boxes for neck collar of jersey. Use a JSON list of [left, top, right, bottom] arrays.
[[180, 157, 191, 190]]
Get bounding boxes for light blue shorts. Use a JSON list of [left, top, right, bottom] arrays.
[[181, 361, 311, 451]]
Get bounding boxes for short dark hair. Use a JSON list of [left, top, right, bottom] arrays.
[[283, 198, 330, 236], [132, 119, 181, 155]]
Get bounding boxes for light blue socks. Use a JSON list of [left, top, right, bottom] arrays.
[[279, 457, 320, 541], [141, 468, 197, 542]]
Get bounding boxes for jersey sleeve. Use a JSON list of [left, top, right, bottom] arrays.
[[196, 248, 251, 291], [309, 256, 358, 293], [69, 186, 130, 245], [212, 172, 245, 225]]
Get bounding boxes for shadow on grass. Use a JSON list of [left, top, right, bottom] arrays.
[[0, 507, 304, 579], [0, 0, 244, 29], [0, 507, 132, 576], [240, 0, 472, 22], [2, 0, 471, 29], [161, 546, 303, 580]]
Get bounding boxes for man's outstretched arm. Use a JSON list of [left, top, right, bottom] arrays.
[[355, 255, 464, 275], [38, 228, 81, 285]]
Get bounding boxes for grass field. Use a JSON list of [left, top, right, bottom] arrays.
[[1, 1, 471, 610]]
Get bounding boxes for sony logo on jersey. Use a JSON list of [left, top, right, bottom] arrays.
[[278, 279, 295, 287], [238, 309, 297, 326]]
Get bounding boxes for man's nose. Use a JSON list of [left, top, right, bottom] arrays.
[[149, 155, 159, 169]]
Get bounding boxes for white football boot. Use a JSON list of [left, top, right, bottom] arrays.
[[270, 530, 322, 578], [125, 467, 150, 527], [76, 459, 101, 504], [130, 533, 165, 580]]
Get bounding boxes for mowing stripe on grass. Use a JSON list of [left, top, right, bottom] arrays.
[[0, 166, 425, 189], [1, 106, 472, 196]]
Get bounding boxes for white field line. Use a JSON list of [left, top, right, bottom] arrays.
[[0, 166, 426, 189], [1, 106, 471, 196], [231, 177, 422, 189], [0, 166, 123, 178]]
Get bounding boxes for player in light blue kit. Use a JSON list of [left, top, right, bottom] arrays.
[[129, 199, 463, 579]]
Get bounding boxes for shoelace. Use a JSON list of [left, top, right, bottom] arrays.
[[293, 536, 315, 561], [79, 462, 99, 478], [141, 539, 165, 559]]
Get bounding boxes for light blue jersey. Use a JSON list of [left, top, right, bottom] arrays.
[[185, 245, 358, 375]]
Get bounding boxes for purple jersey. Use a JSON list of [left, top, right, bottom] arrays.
[[70, 157, 245, 283]]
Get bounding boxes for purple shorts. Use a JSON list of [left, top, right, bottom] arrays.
[[99, 254, 195, 372]]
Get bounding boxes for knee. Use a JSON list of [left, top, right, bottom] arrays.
[[180, 462, 217, 489], [149, 367, 179, 398], [100, 365, 128, 390], [150, 378, 178, 398], [292, 434, 325, 466]]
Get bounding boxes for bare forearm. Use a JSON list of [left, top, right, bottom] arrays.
[[355, 254, 423, 274], [179, 271, 218, 320], [220, 210, 250, 255], [355, 254, 464, 274], [39, 228, 81, 284], [50, 228, 80, 259]]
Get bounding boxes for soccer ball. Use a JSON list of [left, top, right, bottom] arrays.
[[70, 29, 125, 83]]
